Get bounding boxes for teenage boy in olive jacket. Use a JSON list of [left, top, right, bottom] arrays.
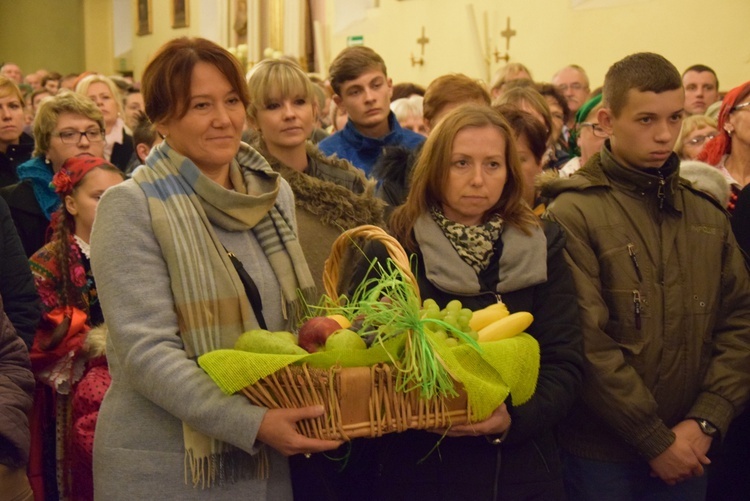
[[543, 52, 750, 500]]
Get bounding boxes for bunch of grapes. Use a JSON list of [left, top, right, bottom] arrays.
[[420, 299, 478, 346]]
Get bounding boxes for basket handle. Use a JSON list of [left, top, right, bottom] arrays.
[[323, 225, 419, 301]]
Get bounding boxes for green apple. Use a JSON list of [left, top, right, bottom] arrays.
[[235, 329, 307, 355], [271, 331, 299, 345], [325, 329, 367, 351]]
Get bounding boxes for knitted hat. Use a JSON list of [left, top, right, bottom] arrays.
[[568, 94, 603, 156], [698, 80, 750, 166], [52, 156, 113, 196]]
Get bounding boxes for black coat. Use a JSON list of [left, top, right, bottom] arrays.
[[0, 197, 40, 348], [0, 132, 34, 189], [110, 133, 135, 173], [292, 220, 583, 501], [0, 180, 49, 257]]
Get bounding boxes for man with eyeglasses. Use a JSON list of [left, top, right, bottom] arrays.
[[682, 65, 721, 116], [552, 65, 592, 132]]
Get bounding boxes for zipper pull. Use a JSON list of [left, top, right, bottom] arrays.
[[627, 244, 643, 282], [657, 173, 666, 210], [632, 290, 642, 330]]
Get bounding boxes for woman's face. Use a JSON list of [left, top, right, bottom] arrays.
[[124, 92, 145, 131], [577, 109, 608, 164], [86, 82, 119, 131], [544, 95, 564, 145], [727, 92, 750, 148], [46, 113, 105, 172], [441, 125, 507, 226], [0, 91, 25, 151], [680, 125, 718, 160], [399, 114, 428, 137], [158, 62, 246, 177], [515, 134, 542, 206], [65, 168, 124, 242], [255, 93, 315, 152]]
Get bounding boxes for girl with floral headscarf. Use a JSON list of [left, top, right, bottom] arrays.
[[27, 156, 124, 500]]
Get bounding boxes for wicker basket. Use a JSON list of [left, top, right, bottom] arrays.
[[242, 225, 473, 440]]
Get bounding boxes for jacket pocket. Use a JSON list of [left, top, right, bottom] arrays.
[[601, 288, 649, 350]]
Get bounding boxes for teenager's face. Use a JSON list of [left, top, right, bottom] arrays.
[[599, 88, 684, 170], [515, 133, 542, 206], [682, 71, 719, 115], [335, 69, 392, 136]]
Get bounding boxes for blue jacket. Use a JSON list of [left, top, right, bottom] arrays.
[[318, 112, 424, 177]]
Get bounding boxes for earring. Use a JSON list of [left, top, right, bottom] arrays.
[[44, 157, 51, 165], [724, 125, 734, 136]]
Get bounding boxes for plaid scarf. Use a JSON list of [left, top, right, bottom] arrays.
[[133, 141, 315, 487]]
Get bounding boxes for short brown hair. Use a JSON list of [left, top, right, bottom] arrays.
[[33, 90, 104, 157], [141, 37, 249, 124], [390, 103, 537, 251], [423, 74, 491, 127], [328, 46, 387, 96], [494, 86, 553, 146], [603, 53, 682, 117]]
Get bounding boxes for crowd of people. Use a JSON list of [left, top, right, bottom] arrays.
[[1, 36, 749, 501]]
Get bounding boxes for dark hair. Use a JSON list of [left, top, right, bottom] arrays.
[[683, 64, 719, 89], [131, 111, 158, 149], [41, 72, 62, 87], [141, 37, 249, 124], [603, 53, 682, 117], [536, 83, 571, 125], [391, 82, 426, 101], [495, 105, 548, 163], [328, 46, 387, 96], [423, 74, 491, 127]]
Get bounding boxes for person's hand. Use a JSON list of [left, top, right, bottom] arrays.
[[648, 420, 711, 485], [256, 405, 343, 457], [429, 403, 511, 438]]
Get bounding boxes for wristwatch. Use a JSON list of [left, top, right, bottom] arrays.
[[693, 418, 719, 438]]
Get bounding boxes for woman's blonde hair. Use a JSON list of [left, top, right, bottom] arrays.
[[390, 103, 538, 251], [673, 114, 718, 159], [75, 74, 123, 115], [33, 90, 104, 157], [0, 75, 25, 106], [246, 58, 316, 122]]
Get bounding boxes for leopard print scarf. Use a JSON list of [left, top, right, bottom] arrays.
[[430, 207, 503, 273]]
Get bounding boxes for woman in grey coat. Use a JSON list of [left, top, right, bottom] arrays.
[[90, 37, 341, 500]]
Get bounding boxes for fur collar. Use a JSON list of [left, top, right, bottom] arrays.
[[254, 140, 385, 230]]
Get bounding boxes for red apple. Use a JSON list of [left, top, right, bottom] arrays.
[[297, 316, 341, 353]]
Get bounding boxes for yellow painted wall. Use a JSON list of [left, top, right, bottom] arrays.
[[84, 0, 115, 74], [325, 0, 750, 93], [0, 0, 85, 75], [130, 0, 204, 80]]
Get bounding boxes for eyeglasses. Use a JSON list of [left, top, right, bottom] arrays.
[[56, 128, 105, 144], [556, 82, 587, 92], [731, 102, 750, 112], [578, 122, 608, 138], [686, 132, 717, 146]]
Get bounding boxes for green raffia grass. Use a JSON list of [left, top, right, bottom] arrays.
[[305, 256, 481, 400]]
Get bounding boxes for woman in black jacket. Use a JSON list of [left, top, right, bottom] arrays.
[[304, 104, 583, 500]]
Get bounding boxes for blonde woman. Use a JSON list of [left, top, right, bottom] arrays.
[[76, 75, 134, 171]]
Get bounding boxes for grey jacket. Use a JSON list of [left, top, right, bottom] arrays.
[[90, 180, 296, 500]]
